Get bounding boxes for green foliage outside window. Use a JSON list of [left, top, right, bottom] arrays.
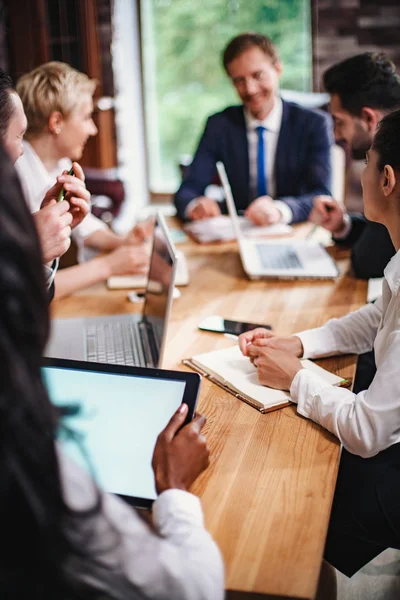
[[141, 0, 312, 190]]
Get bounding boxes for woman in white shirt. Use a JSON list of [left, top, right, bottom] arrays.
[[0, 143, 224, 598], [15, 61, 152, 298], [238, 109, 400, 583]]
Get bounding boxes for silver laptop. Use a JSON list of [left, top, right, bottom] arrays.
[[45, 212, 177, 368], [216, 162, 339, 280]]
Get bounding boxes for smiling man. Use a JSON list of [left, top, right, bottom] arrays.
[[174, 33, 333, 225]]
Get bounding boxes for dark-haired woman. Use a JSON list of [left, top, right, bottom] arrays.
[[0, 143, 223, 598], [238, 109, 400, 588]]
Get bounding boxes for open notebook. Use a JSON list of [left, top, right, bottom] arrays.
[[183, 345, 345, 413]]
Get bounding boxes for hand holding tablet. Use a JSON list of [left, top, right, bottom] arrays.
[[152, 403, 209, 494], [42, 358, 203, 508]]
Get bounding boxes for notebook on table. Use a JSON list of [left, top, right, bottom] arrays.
[[183, 345, 345, 413]]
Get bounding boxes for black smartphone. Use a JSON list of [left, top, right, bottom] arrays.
[[199, 315, 272, 336], [57, 166, 75, 202]]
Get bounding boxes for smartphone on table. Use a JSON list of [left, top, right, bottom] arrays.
[[199, 315, 272, 336], [57, 165, 75, 202]]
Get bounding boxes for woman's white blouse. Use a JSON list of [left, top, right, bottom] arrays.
[[291, 248, 400, 458]]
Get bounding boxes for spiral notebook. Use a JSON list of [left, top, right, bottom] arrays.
[[183, 345, 346, 413]]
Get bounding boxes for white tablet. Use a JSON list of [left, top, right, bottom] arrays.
[[42, 358, 201, 508]]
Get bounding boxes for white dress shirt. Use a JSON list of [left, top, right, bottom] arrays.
[[59, 448, 224, 599], [290, 247, 400, 458], [15, 141, 107, 249], [244, 96, 292, 224]]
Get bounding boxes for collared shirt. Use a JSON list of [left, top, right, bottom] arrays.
[[58, 448, 225, 599], [244, 97, 292, 224], [15, 141, 107, 248], [290, 247, 400, 458]]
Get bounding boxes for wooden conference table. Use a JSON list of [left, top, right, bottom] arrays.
[[52, 225, 367, 599]]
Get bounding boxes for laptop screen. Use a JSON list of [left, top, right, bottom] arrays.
[[142, 218, 175, 349], [43, 364, 186, 503]]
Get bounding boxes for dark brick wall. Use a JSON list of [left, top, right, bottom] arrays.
[[0, 1, 9, 71], [312, 0, 400, 91]]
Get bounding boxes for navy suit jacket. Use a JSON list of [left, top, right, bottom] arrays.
[[174, 100, 333, 223]]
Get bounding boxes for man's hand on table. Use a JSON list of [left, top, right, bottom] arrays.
[[187, 197, 222, 220], [245, 196, 282, 226]]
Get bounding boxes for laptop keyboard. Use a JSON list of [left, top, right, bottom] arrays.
[[256, 244, 303, 270], [86, 321, 154, 367]]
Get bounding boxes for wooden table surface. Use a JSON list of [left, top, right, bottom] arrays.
[[51, 229, 367, 599]]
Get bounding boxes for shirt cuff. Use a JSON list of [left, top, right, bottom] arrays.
[[184, 199, 200, 220], [273, 200, 293, 224], [332, 213, 352, 240], [290, 368, 331, 418], [295, 327, 338, 359], [43, 258, 59, 289], [153, 489, 204, 536]]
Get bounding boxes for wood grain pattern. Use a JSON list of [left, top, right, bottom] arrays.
[[51, 229, 367, 599]]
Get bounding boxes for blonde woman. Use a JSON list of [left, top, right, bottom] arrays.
[[16, 62, 150, 298]]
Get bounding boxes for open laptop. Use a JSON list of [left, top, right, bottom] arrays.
[[45, 212, 177, 368], [216, 162, 339, 280]]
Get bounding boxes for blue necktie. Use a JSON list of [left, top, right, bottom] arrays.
[[256, 125, 268, 197]]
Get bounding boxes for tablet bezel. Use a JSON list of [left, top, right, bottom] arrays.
[[42, 357, 201, 509]]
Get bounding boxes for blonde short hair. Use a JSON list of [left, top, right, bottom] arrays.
[[16, 61, 96, 137]]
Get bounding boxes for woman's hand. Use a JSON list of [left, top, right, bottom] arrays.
[[152, 404, 210, 494], [41, 162, 91, 229], [32, 201, 72, 263], [125, 217, 155, 245], [103, 245, 150, 277], [247, 345, 303, 390], [238, 328, 304, 357]]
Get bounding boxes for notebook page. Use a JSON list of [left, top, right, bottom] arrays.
[[192, 345, 343, 409]]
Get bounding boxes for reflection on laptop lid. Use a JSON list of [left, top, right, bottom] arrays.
[[141, 212, 178, 366], [216, 161, 243, 240]]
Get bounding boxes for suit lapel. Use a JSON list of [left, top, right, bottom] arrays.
[[227, 107, 250, 209], [275, 100, 290, 197]]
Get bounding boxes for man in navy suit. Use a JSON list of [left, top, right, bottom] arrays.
[[174, 33, 333, 224]]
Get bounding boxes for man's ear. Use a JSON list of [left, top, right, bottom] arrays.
[[48, 111, 64, 136], [360, 107, 380, 133], [382, 164, 396, 197], [274, 61, 283, 78]]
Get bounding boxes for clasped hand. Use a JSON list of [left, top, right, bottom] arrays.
[[238, 328, 304, 390]]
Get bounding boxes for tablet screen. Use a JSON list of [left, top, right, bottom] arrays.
[[42, 365, 187, 503]]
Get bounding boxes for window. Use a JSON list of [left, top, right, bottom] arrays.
[[141, 0, 312, 192]]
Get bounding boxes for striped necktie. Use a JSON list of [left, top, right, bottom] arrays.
[[256, 125, 268, 197]]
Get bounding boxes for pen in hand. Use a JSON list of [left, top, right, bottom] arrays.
[[306, 203, 335, 239]]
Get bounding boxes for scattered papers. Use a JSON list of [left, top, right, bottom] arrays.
[[184, 215, 292, 244]]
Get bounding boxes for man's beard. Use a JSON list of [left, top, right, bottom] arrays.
[[351, 122, 372, 160]]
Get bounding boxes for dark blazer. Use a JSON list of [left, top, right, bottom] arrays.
[[335, 216, 395, 279], [174, 100, 334, 222]]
